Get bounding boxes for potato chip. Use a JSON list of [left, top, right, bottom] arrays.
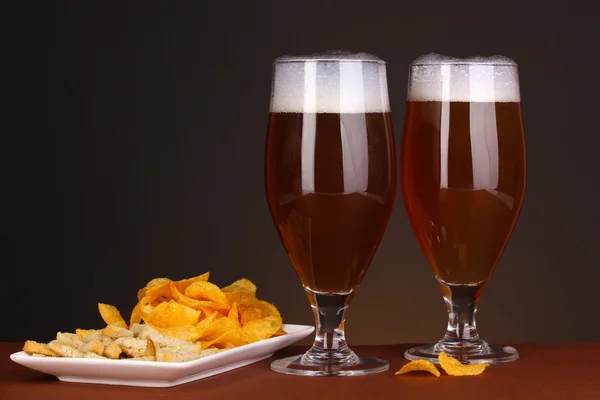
[[130, 295, 157, 327], [185, 281, 230, 309], [140, 274, 211, 304], [242, 315, 282, 343], [228, 303, 241, 329], [140, 303, 155, 321], [137, 278, 172, 301], [272, 327, 287, 336], [240, 306, 266, 326], [196, 311, 220, 334], [221, 278, 257, 296], [224, 291, 258, 310], [241, 298, 280, 322], [198, 315, 239, 341], [438, 352, 489, 376], [145, 300, 201, 328], [98, 303, 128, 328], [394, 360, 440, 377], [201, 328, 247, 349], [145, 281, 172, 299], [171, 272, 210, 293], [254, 299, 281, 317], [169, 283, 228, 313]]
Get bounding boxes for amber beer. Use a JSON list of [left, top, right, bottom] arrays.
[[401, 60, 526, 286], [265, 57, 396, 294], [266, 112, 395, 293]]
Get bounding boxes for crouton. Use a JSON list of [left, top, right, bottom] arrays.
[[101, 324, 134, 339], [103, 342, 122, 359], [79, 339, 104, 356], [23, 340, 58, 357], [48, 340, 84, 358]]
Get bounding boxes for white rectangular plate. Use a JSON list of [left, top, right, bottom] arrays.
[[10, 324, 313, 387]]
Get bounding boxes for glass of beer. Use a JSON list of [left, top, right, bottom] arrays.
[[401, 54, 526, 364], [265, 52, 396, 376]]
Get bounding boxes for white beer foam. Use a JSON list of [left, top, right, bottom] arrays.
[[408, 53, 520, 103], [270, 51, 390, 113]]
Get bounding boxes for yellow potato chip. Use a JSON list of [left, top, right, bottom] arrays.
[[228, 303, 241, 329], [199, 306, 226, 319], [201, 328, 247, 349], [240, 299, 280, 324], [140, 303, 155, 321], [171, 272, 210, 293], [198, 315, 239, 341], [255, 299, 281, 317], [242, 315, 282, 343], [130, 295, 157, 327], [169, 283, 228, 313], [438, 352, 490, 376], [145, 281, 172, 299], [185, 281, 229, 309], [240, 306, 266, 326], [137, 278, 171, 301], [394, 360, 441, 377], [98, 303, 128, 328], [221, 278, 257, 296], [272, 327, 287, 337], [224, 292, 258, 310], [197, 311, 221, 333], [146, 300, 201, 328]]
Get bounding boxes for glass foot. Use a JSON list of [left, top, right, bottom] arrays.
[[271, 352, 389, 376], [405, 341, 518, 364]]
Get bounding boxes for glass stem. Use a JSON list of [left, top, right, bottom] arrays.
[[440, 282, 485, 343], [302, 290, 356, 364]]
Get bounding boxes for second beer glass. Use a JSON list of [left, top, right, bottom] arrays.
[[401, 54, 526, 364], [265, 52, 396, 376]]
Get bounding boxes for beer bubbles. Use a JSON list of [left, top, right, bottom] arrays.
[[407, 53, 521, 103], [270, 51, 390, 114]]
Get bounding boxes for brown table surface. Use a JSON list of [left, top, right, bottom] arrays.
[[1, 342, 599, 399]]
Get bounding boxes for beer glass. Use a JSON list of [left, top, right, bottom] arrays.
[[401, 54, 526, 364], [265, 52, 396, 376]]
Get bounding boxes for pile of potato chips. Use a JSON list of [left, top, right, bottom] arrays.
[[100, 273, 285, 350], [24, 273, 285, 361]]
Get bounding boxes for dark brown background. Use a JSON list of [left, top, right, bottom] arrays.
[[7, 1, 600, 344]]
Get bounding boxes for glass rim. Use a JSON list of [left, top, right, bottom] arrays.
[[411, 60, 518, 67], [410, 53, 518, 67], [274, 56, 385, 65]]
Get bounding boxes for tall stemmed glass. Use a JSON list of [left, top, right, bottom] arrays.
[[400, 54, 526, 364], [265, 52, 396, 376]]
